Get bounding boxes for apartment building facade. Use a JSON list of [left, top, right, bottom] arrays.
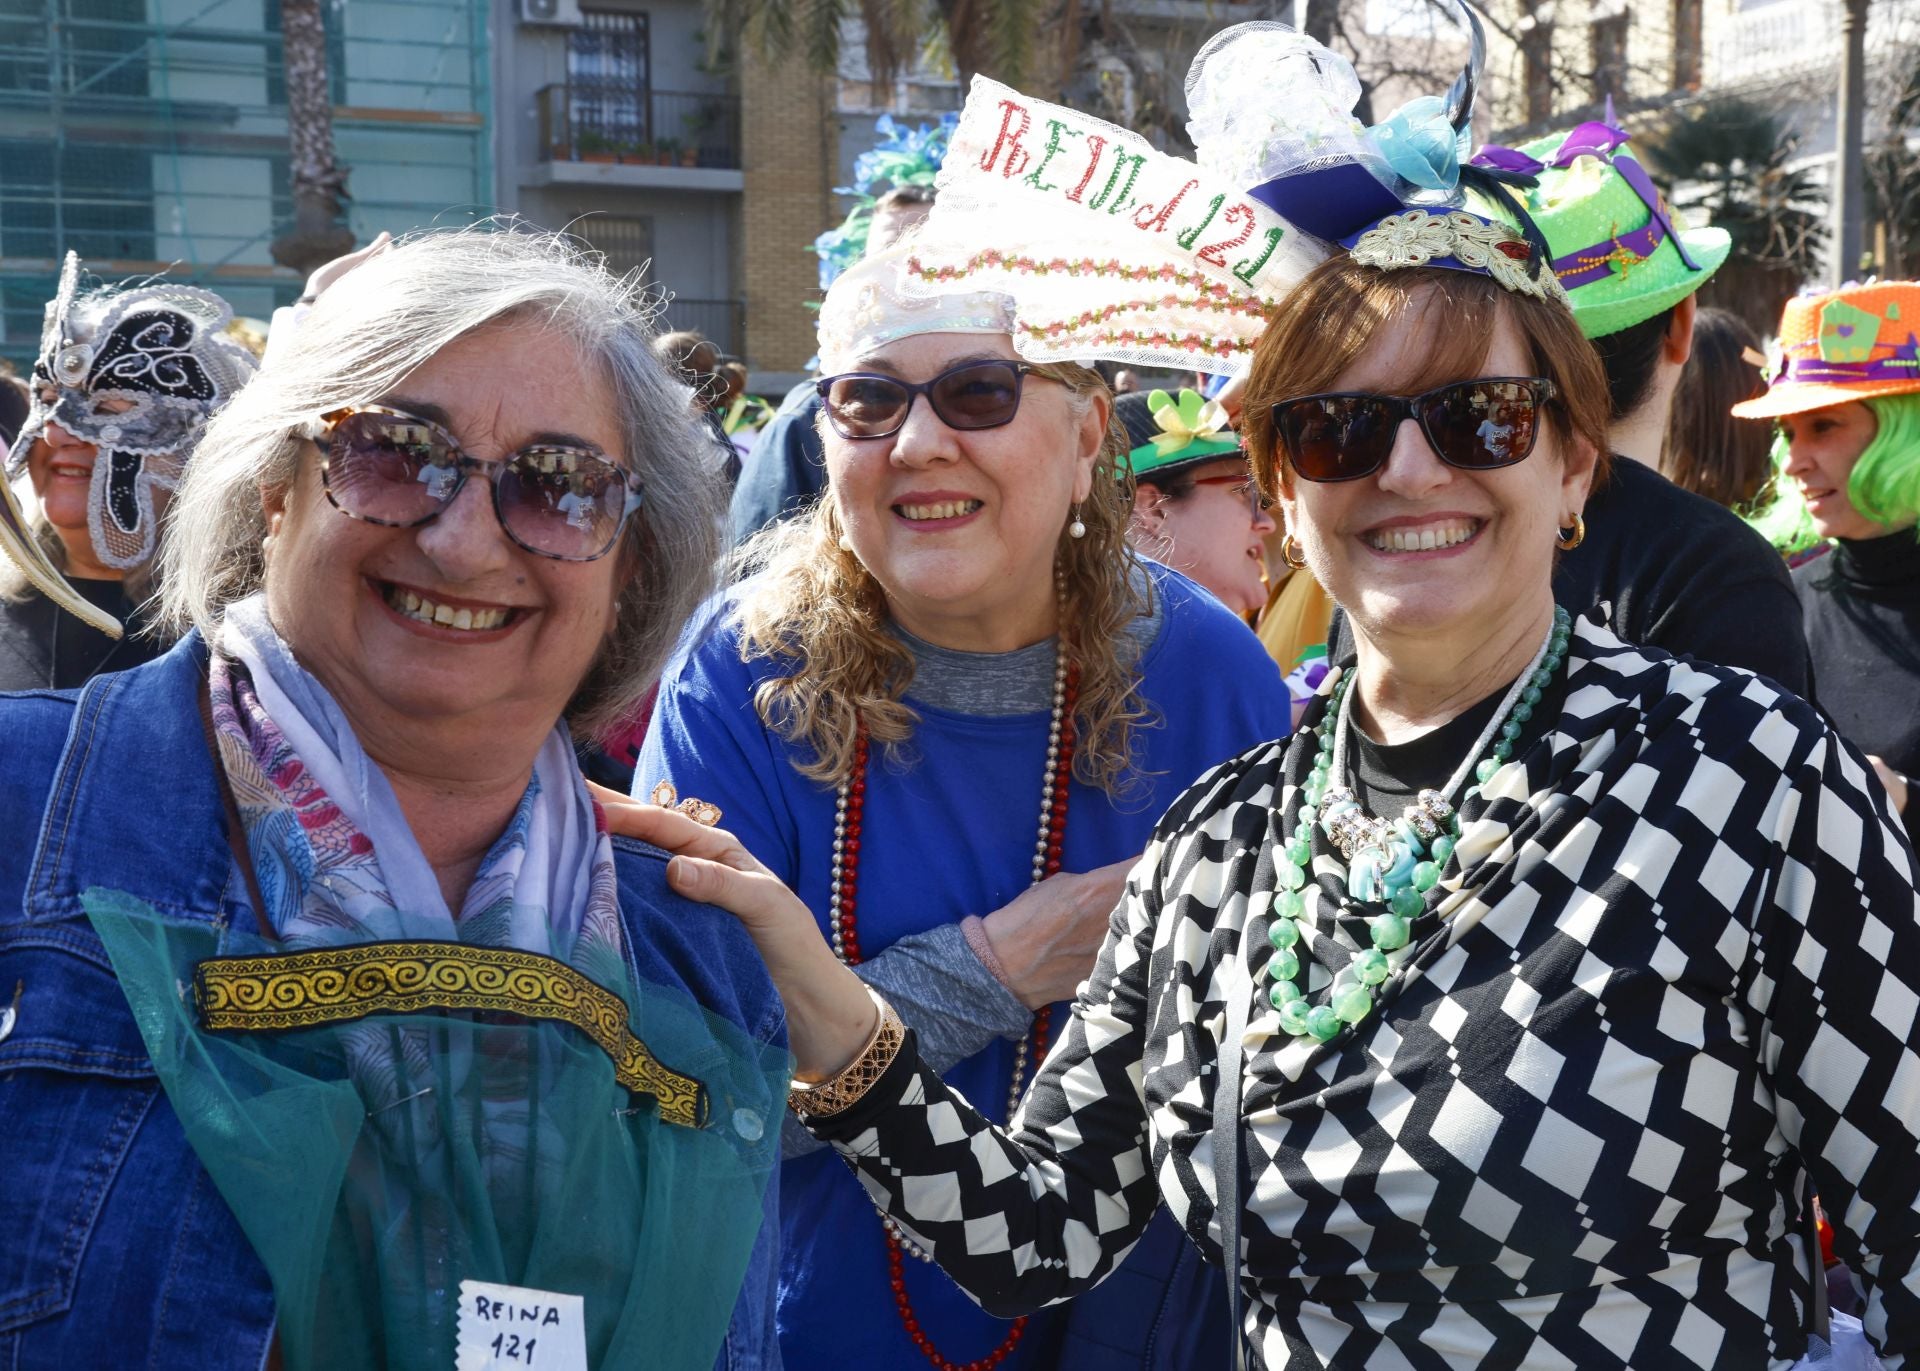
[[1479, 0, 1906, 150], [489, 0, 749, 354], [0, 0, 492, 364]]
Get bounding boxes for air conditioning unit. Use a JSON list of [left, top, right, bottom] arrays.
[[519, 0, 583, 27]]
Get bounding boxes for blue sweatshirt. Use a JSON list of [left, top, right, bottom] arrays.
[[641, 560, 1289, 1371]]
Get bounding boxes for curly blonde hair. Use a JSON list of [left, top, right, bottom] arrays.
[[736, 361, 1152, 796]]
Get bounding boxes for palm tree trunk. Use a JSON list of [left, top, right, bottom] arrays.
[[1831, 0, 1869, 286], [271, 0, 356, 275]]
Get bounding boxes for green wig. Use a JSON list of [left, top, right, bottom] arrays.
[[1744, 391, 1920, 554]]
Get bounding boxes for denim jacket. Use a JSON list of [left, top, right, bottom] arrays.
[[0, 636, 787, 1370]]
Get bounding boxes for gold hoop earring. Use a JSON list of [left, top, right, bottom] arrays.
[[1556, 513, 1586, 551], [1280, 533, 1308, 570]]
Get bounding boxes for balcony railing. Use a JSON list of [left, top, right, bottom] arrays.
[[661, 297, 745, 358], [537, 83, 740, 170]]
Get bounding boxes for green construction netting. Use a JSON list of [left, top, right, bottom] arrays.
[[84, 886, 787, 1371]]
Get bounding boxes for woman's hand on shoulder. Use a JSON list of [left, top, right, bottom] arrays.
[[591, 784, 878, 1077], [591, 784, 805, 938], [981, 858, 1136, 1010]]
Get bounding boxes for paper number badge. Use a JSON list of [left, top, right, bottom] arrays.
[[455, 1280, 589, 1371]]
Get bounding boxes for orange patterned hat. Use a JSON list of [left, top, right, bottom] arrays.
[[1732, 280, 1920, 420]]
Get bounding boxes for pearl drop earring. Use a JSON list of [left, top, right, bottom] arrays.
[[838, 534, 854, 553], [1068, 505, 1087, 540]]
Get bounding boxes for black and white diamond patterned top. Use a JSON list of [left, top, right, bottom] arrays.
[[807, 615, 1920, 1369]]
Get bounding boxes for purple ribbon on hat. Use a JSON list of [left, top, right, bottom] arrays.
[[1472, 116, 1630, 175], [1550, 222, 1667, 288], [1779, 350, 1920, 386], [1469, 102, 1702, 284]]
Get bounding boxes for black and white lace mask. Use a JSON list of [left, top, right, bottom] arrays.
[[4, 253, 258, 570]]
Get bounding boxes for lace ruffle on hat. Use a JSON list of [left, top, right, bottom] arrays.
[[816, 245, 1017, 372], [877, 76, 1320, 375]]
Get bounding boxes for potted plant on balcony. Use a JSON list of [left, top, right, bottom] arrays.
[[617, 139, 649, 164], [576, 130, 617, 164], [656, 138, 681, 167], [686, 99, 729, 167]]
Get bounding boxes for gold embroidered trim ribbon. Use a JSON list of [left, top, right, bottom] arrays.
[[193, 940, 709, 1128], [1349, 210, 1568, 304]]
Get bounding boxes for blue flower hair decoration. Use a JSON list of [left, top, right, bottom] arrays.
[[812, 113, 959, 291]]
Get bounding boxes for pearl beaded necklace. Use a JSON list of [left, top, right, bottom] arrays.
[[827, 640, 1079, 1371]]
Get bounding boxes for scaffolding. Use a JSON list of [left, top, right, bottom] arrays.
[[0, 0, 492, 363]]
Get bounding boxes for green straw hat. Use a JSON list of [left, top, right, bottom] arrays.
[[1120, 389, 1242, 482], [1481, 110, 1731, 339]]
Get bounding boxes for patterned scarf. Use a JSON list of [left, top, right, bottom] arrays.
[[208, 594, 625, 978]]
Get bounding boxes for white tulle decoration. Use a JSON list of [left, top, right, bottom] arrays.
[[1184, 24, 1393, 200]]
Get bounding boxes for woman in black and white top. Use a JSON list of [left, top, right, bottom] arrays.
[[613, 242, 1920, 1370]]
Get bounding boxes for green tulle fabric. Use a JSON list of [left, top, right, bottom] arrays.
[[84, 888, 787, 1371]]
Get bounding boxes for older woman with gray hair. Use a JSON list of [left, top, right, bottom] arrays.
[[0, 228, 786, 1371]]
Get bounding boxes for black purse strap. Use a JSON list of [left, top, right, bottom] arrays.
[[1212, 934, 1253, 1371], [1805, 1176, 1831, 1345]]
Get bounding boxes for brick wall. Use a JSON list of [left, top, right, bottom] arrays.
[[740, 48, 836, 381]]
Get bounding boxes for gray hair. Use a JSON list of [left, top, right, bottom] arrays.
[[156, 224, 725, 739]]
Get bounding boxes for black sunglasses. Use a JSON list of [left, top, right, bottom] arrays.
[[815, 359, 1052, 439], [312, 405, 644, 562], [1270, 377, 1558, 483]]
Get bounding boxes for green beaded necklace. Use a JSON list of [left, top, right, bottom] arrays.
[[1264, 605, 1573, 1042]]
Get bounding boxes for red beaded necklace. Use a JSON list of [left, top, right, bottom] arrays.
[[828, 651, 1081, 1371]]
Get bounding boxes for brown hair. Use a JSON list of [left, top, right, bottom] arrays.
[[0, 371, 28, 448], [1591, 305, 1676, 422], [735, 360, 1152, 796], [1663, 306, 1773, 510], [655, 328, 723, 408], [1240, 257, 1612, 499]]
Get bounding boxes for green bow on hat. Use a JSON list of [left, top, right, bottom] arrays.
[[1126, 389, 1242, 480]]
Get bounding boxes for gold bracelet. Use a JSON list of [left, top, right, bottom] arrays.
[[787, 989, 905, 1120]]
